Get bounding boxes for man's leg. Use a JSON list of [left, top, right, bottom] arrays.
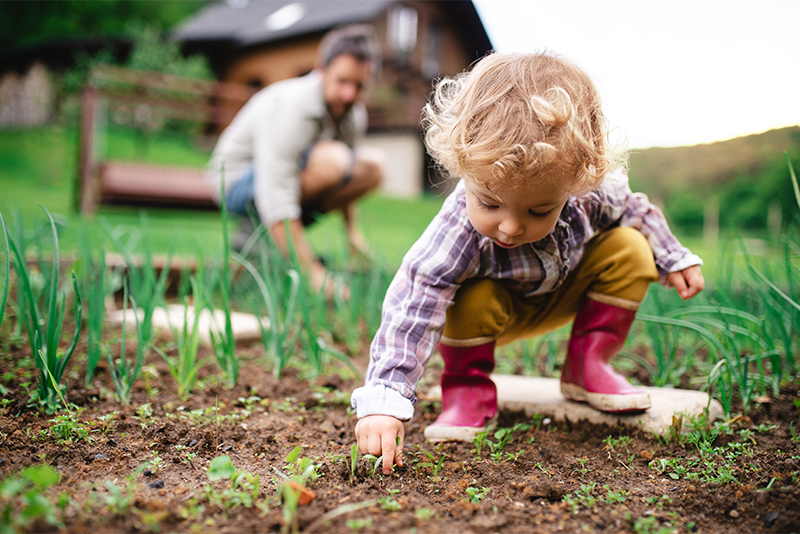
[[299, 140, 384, 215]]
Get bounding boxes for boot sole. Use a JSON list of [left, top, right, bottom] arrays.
[[423, 415, 497, 443], [560, 383, 651, 413]]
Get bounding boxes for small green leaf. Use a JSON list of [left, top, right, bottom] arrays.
[[207, 455, 236, 481], [21, 464, 60, 489], [285, 445, 303, 464]]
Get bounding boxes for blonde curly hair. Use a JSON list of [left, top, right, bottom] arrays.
[[423, 52, 623, 195]]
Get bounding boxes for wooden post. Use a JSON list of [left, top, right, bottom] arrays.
[[76, 86, 98, 214]]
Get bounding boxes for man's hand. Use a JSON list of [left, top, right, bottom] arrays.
[[354, 415, 404, 475], [667, 265, 705, 300], [309, 261, 351, 301]]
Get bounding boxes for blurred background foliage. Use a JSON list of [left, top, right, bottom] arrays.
[[0, 0, 797, 239]]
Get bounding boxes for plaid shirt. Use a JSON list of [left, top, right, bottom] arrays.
[[351, 169, 702, 420]]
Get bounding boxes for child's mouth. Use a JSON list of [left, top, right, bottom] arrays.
[[495, 240, 516, 248]]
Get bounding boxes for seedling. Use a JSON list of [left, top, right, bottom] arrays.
[[417, 449, 447, 480], [9, 205, 82, 413], [0, 464, 64, 531], [105, 279, 145, 405], [465, 486, 489, 503], [349, 442, 358, 481], [0, 212, 9, 333], [562, 482, 597, 514], [135, 403, 155, 428], [361, 454, 384, 478], [46, 410, 92, 444], [376, 496, 402, 511], [573, 458, 591, 481], [283, 445, 321, 486], [603, 484, 628, 503], [160, 276, 209, 399], [346, 517, 373, 530], [205, 455, 261, 511]]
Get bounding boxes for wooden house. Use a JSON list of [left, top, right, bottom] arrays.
[[173, 0, 493, 197]]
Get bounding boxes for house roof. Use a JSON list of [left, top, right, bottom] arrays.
[[173, 0, 492, 55], [174, 0, 395, 46]]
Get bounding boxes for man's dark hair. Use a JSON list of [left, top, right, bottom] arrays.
[[318, 24, 382, 74]]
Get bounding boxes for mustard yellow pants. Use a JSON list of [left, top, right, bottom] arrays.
[[441, 227, 659, 348]]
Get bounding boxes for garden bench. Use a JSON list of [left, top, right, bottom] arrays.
[[76, 65, 255, 214]]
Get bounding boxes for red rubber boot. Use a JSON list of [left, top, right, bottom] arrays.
[[423, 341, 498, 442], [560, 299, 651, 413]]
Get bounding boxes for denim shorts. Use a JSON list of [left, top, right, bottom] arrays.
[[224, 144, 354, 226]]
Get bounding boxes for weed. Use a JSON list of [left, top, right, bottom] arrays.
[[603, 484, 628, 503], [0, 463, 65, 532], [135, 403, 155, 428], [349, 442, 358, 482], [417, 449, 447, 480], [414, 507, 436, 520], [346, 517, 373, 531], [205, 455, 262, 511], [573, 458, 591, 481], [533, 462, 552, 477], [100, 478, 136, 515], [283, 446, 321, 486], [475, 423, 531, 463], [377, 496, 402, 511], [361, 454, 384, 478], [46, 410, 92, 444], [630, 514, 676, 534], [563, 482, 597, 514], [465, 485, 489, 503], [146, 451, 166, 474]]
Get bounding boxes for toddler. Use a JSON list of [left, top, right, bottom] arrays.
[[351, 52, 704, 475]]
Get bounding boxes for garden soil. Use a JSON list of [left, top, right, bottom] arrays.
[[1, 328, 799, 534]]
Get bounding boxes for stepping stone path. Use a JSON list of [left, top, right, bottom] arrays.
[[107, 305, 268, 346], [427, 374, 723, 436]]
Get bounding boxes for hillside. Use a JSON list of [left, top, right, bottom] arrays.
[[627, 125, 800, 230]]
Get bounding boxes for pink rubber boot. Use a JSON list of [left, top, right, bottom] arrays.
[[423, 341, 498, 442], [560, 299, 651, 413]]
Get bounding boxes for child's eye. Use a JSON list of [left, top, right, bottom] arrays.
[[529, 208, 553, 218], [477, 198, 497, 210]]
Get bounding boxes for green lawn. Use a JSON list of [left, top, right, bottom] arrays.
[[0, 125, 444, 266]]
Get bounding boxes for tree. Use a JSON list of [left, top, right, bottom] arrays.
[[0, 1, 208, 52]]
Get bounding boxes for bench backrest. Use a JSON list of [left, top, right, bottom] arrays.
[[77, 66, 256, 214]]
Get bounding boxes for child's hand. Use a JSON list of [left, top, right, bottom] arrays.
[[354, 415, 404, 475], [667, 265, 704, 300]]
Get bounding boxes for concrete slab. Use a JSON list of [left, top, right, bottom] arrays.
[[107, 305, 269, 346], [425, 374, 723, 436]]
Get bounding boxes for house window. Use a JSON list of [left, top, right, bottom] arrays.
[[388, 5, 418, 63], [422, 22, 442, 79]]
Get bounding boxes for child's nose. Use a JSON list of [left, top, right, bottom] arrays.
[[499, 217, 524, 237]]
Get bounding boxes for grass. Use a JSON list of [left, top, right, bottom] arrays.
[[1, 123, 798, 417], [0, 125, 443, 265]]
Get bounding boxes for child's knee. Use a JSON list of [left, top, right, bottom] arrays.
[[583, 227, 658, 303], [443, 279, 510, 340], [596, 227, 657, 277]]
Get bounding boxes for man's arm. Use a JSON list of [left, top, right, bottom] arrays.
[[269, 218, 342, 299]]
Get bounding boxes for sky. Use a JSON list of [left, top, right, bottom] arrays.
[[471, 0, 800, 149]]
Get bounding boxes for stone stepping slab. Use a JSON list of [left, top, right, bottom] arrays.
[[107, 305, 268, 346], [426, 374, 723, 436]]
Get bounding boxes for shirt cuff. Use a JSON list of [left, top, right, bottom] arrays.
[[351, 384, 415, 421], [661, 253, 703, 287]]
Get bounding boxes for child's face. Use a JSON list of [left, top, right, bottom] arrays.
[[463, 176, 569, 248]]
